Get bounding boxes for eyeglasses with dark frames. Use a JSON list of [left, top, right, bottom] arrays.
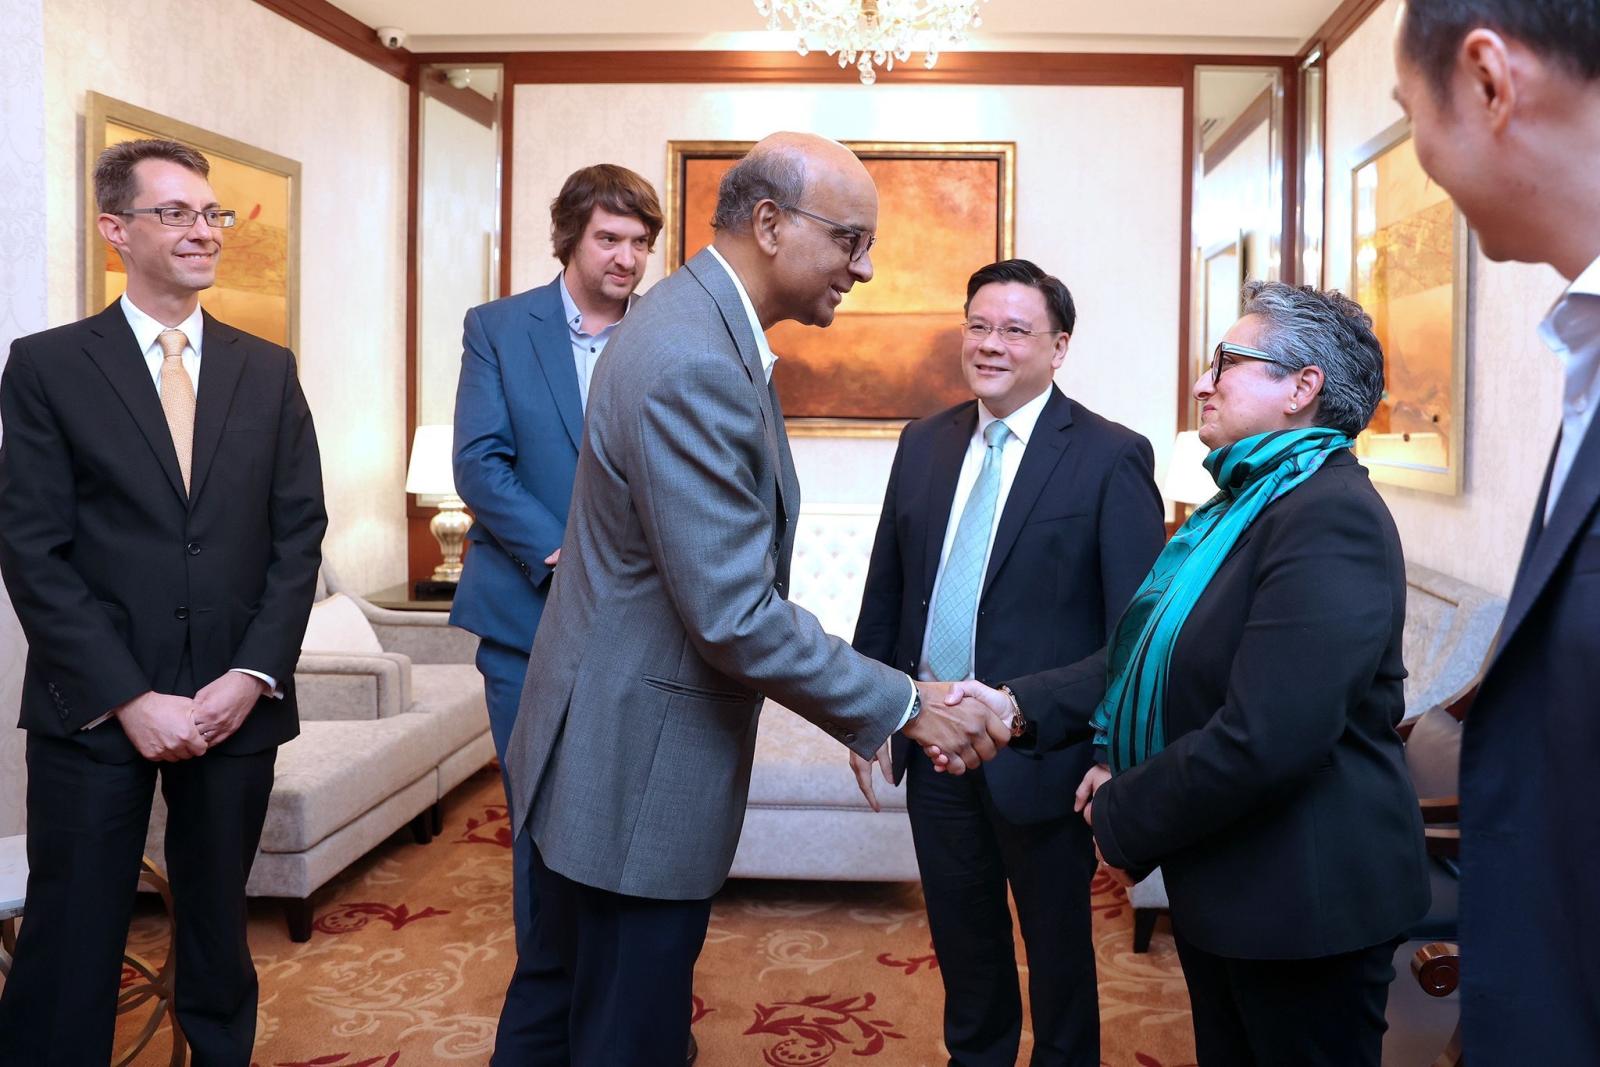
[[784, 205, 876, 262], [1207, 341, 1294, 386], [961, 321, 1064, 345], [120, 207, 238, 229]]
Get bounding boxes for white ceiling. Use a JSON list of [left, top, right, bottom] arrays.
[[334, 0, 1341, 56]]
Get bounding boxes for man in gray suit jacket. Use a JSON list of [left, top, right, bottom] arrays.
[[501, 132, 1015, 1065]]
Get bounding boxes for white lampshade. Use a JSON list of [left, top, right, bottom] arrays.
[[404, 425, 458, 498], [1164, 431, 1218, 506]]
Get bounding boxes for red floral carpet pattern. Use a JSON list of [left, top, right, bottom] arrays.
[[115, 765, 1196, 1065]]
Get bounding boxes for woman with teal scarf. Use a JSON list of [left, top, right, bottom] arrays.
[[942, 282, 1430, 1066]]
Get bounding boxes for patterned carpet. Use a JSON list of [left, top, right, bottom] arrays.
[[115, 764, 1198, 1066]]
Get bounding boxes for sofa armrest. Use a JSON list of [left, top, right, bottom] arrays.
[[294, 652, 412, 720], [347, 598, 479, 665]]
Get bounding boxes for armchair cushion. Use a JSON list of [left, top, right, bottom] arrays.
[[301, 593, 383, 654], [1405, 706, 1463, 804], [294, 652, 411, 721]]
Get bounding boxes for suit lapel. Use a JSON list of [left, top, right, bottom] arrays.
[[982, 388, 1073, 598], [683, 251, 790, 519], [82, 303, 186, 503], [768, 377, 801, 557], [528, 278, 585, 450], [1493, 420, 1600, 660], [187, 312, 246, 505], [921, 404, 977, 599]]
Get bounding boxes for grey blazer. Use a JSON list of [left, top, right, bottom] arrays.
[[503, 248, 910, 900]]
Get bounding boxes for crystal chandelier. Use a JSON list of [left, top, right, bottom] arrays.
[[755, 0, 989, 85]]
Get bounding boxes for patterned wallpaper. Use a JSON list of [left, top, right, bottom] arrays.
[[0, 0, 47, 836], [42, 0, 412, 596], [1325, 0, 1566, 599]]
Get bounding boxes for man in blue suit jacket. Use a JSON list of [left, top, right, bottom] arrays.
[[1395, 3, 1600, 1062], [450, 164, 662, 1065], [851, 260, 1165, 1065]]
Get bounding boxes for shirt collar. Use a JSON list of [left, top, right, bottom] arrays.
[[558, 272, 634, 336], [705, 245, 777, 379], [977, 384, 1053, 446], [1538, 251, 1600, 403], [120, 293, 204, 358]]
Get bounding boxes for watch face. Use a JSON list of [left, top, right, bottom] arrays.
[[1009, 713, 1026, 737]]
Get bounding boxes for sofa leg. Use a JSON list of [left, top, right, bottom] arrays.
[[284, 898, 314, 943], [410, 812, 434, 845], [1133, 907, 1161, 953], [430, 802, 444, 836]]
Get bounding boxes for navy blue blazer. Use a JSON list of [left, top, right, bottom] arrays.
[[450, 277, 584, 653], [1459, 416, 1600, 1064], [852, 386, 1166, 824]]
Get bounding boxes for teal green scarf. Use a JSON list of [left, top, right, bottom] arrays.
[[1092, 427, 1353, 773]]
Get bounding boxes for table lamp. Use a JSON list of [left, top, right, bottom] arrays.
[[405, 425, 469, 598]]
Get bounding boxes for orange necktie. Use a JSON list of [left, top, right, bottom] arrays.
[[157, 328, 195, 493]]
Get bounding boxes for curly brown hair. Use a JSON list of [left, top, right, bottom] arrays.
[[549, 164, 663, 266]]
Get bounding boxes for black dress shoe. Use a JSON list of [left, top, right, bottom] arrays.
[[686, 1032, 698, 1065]]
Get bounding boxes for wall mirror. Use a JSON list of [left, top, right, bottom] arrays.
[[1189, 65, 1286, 428], [416, 63, 504, 432]]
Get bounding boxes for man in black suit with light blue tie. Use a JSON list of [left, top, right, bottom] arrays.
[[851, 259, 1166, 1066], [448, 164, 663, 1064]]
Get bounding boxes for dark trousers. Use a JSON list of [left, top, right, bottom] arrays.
[[477, 638, 568, 1067], [1173, 931, 1400, 1066], [0, 732, 275, 1066], [520, 840, 712, 1067], [905, 748, 1101, 1066]]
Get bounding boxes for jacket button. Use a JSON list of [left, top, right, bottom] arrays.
[[844, 732, 857, 743], [186, 541, 201, 555], [174, 607, 190, 620]]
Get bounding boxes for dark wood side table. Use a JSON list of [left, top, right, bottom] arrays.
[[365, 582, 454, 612]]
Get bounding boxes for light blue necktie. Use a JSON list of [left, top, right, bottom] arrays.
[[926, 419, 1010, 681]]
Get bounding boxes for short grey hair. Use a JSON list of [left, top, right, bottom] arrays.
[[1241, 280, 1386, 437], [710, 144, 807, 232]]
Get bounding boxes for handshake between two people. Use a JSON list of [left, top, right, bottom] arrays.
[[849, 678, 1016, 813]]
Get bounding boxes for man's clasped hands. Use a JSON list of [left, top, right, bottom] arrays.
[[108, 672, 269, 761]]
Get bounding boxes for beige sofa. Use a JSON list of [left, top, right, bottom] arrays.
[[144, 567, 493, 940]]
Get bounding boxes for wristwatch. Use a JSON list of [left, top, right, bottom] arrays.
[[998, 684, 1028, 738], [906, 684, 922, 725]]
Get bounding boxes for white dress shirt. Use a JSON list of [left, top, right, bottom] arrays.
[[700, 248, 916, 726], [1539, 253, 1600, 523], [918, 386, 1054, 681], [84, 296, 280, 729]]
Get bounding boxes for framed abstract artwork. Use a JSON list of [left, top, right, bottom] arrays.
[[664, 140, 1016, 437], [1349, 118, 1469, 494], [84, 92, 301, 353]]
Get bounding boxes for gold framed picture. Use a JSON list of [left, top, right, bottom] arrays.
[[664, 140, 1016, 438], [84, 92, 301, 353], [1349, 118, 1469, 495]]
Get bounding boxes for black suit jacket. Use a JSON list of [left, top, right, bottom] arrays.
[[852, 386, 1165, 823], [1011, 453, 1430, 958], [0, 302, 327, 762], [1458, 417, 1600, 1063]]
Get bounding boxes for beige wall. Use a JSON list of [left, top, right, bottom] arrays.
[[0, 0, 48, 836], [42, 0, 412, 593], [1324, 0, 1567, 599], [511, 82, 1185, 507]]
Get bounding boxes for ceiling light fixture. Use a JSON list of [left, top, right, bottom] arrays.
[[755, 0, 989, 85]]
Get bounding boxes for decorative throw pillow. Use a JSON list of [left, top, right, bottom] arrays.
[[300, 593, 384, 654]]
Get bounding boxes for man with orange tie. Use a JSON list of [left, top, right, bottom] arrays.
[[0, 137, 326, 1066]]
